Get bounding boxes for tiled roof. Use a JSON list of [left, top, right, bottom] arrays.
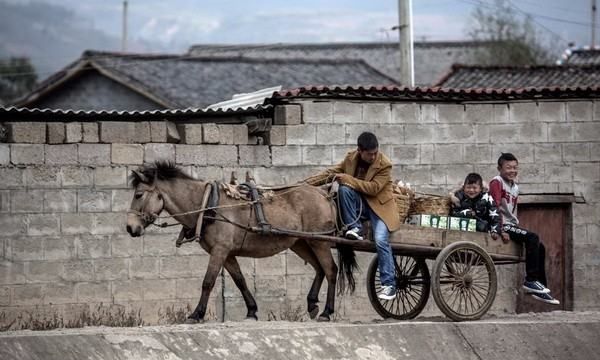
[[434, 64, 600, 89], [270, 85, 600, 102], [188, 41, 490, 86], [560, 47, 600, 65], [14, 50, 397, 109]]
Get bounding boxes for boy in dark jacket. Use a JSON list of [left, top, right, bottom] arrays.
[[450, 173, 500, 239]]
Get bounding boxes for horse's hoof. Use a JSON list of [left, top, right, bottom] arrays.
[[317, 315, 330, 322], [308, 306, 319, 320], [185, 317, 203, 324]]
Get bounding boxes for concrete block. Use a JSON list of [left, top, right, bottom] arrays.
[[143, 279, 177, 300], [465, 104, 494, 124], [437, 104, 465, 123], [231, 124, 249, 145], [143, 234, 176, 256], [130, 257, 159, 279], [202, 123, 220, 144], [539, 102, 566, 122], [10, 144, 44, 165], [61, 167, 93, 187], [301, 101, 332, 123], [149, 121, 167, 142], [0, 214, 27, 236], [493, 104, 509, 123], [0, 167, 25, 189], [332, 145, 353, 162], [76, 282, 111, 302], [77, 235, 111, 259], [6, 122, 46, 143], [269, 126, 286, 145], [43, 236, 76, 260], [165, 121, 180, 143], [95, 166, 128, 188], [175, 144, 206, 165], [433, 144, 463, 164], [286, 125, 317, 145], [178, 124, 203, 144], [0, 190, 8, 212], [204, 145, 238, 166], [12, 285, 43, 306], [488, 124, 520, 142], [255, 255, 285, 276], [492, 144, 534, 163], [78, 190, 111, 212], [333, 101, 362, 124], [302, 146, 332, 165], [345, 124, 376, 145], [405, 124, 435, 144], [112, 144, 144, 164], [160, 255, 210, 278], [375, 125, 405, 145], [239, 145, 271, 166], [274, 104, 302, 125], [62, 260, 94, 282], [574, 123, 600, 142], [114, 280, 145, 301], [0, 144, 8, 165], [78, 144, 111, 165], [190, 166, 223, 181], [509, 102, 538, 122], [27, 214, 60, 236], [419, 144, 434, 164], [112, 234, 143, 257], [0, 287, 9, 306], [100, 121, 151, 143], [144, 143, 175, 164], [43, 190, 77, 213], [45, 144, 78, 165], [7, 236, 43, 261], [563, 143, 590, 161], [592, 143, 600, 161], [65, 122, 82, 143], [573, 162, 600, 183], [25, 167, 61, 188], [544, 164, 572, 182], [61, 213, 94, 235], [567, 101, 593, 122], [363, 103, 391, 123], [94, 258, 129, 281], [82, 122, 99, 143], [93, 213, 125, 235], [390, 145, 419, 165], [391, 103, 419, 124], [519, 123, 547, 142], [534, 143, 562, 162], [255, 275, 286, 297], [463, 144, 492, 164], [272, 146, 302, 166], [316, 124, 345, 145], [26, 261, 64, 283], [47, 122, 65, 144], [548, 123, 575, 141], [111, 189, 133, 212], [420, 104, 436, 123]]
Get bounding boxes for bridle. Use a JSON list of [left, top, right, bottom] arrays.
[[127, 188, 164, 227]]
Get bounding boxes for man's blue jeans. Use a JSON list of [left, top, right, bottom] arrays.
[[338, 185, 395, 286]]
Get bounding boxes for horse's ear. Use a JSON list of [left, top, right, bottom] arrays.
[[132, 170, 149, 184]]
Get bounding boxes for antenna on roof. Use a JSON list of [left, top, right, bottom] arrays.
[[395, 0, 414, 87], [122, 0, 128, 52], [592, 0, 597, 47]]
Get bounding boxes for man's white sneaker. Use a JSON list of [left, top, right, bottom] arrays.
[[378, 285, 397, 300], [345, 227, 364, 241]]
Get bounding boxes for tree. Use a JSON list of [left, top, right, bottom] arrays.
[[0, 57, 38, 105], [467, 0, 554, 65]]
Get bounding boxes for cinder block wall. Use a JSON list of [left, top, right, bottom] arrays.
[[1, 99, 598, 328]]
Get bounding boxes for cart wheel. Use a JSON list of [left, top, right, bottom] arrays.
[[431, 241, 497, 321], [367, 255, 430, 320]]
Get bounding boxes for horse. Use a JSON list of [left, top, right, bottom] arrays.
[[126, 161, 357, 323]]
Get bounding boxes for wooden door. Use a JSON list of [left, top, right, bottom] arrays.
[[515, 204, 570, 313]]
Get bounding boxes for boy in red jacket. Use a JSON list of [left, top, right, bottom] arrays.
[[489, 153, 559, 305]]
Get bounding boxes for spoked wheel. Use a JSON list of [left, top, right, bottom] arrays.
[[432, 241, 497, 321], [367, 255, 430, 320]]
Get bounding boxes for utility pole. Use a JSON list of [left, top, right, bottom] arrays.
[[121, 0, 128, 52], [398, 0, 414, 87], [593, 0, 597, 47]]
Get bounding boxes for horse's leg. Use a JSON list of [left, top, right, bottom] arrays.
[[308, 241, 338, 322], [223, 256, 258, 320], [187, 248, 228, 323], [290, 241, 325, 320]]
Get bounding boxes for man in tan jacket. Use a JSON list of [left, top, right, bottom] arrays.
[[305, 132, 399, 300]]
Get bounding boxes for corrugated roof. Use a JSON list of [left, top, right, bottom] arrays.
[[560, 47, 600, 65], [270, 85, 600, 102], [434, 64, 600, 89]]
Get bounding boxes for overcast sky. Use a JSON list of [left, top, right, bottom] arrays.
[[24, 0, 594, 49]]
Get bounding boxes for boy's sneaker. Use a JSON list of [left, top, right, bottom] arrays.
[[522, 280, 550, 294], [531, 292, 560, 305], [345, 227, 364, 241], [378, 285, 397, 300]]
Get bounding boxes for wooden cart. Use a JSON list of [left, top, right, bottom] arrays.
[[267, 224, 523, 322]]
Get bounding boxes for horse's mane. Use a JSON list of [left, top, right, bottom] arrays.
[[129, 161, 196, 187]]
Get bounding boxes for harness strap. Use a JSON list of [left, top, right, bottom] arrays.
[[240, 181, 271, 235], [175, 182, 216, 247]]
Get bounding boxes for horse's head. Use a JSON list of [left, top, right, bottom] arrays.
[[126, 169, 164, 237]]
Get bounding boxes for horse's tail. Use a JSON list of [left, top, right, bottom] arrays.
[[336, 244, 358, 295]]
